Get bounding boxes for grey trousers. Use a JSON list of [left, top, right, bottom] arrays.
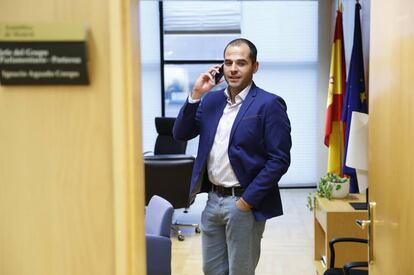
[[201, 191, 266, 275]]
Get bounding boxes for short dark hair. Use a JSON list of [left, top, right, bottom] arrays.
[[223, 38, 258, 64]]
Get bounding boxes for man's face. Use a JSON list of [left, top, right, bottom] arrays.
[[223, 43, 258, 94]]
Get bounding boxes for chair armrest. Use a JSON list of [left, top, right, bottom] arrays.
[[328, 237, 368, 268], [146, 234, 172, 275], [343, 261, 368, 275]]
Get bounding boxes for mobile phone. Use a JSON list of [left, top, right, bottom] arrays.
[[215, 64, 224, 84]]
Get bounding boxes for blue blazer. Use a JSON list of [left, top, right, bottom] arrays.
[[173, 83, 291, 221]]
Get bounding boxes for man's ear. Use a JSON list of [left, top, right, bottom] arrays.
[[253, 62, 259, 74]]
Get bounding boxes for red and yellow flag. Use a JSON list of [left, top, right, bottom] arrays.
[[324, 8, 346, 175]]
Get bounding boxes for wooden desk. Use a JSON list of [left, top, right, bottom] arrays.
[[314, 194, 368, 274]]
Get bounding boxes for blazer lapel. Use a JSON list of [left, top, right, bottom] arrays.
[[229, 84, 258, 144]]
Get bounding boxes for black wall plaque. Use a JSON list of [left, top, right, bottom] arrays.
[[0, 41, 89, 85]]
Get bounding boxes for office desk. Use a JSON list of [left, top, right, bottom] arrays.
[[314, 194, 368, 274]]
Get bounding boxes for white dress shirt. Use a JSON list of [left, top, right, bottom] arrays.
[[189, 83, 252, 188]]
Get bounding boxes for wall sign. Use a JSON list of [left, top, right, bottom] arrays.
[[0, 23, 89, 85]]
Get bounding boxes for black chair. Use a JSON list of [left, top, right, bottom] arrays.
[[324, 237, 368, 275], [144, 155, 194, 208], [152, 117, 187, 155], [144, 117, 200, 241]]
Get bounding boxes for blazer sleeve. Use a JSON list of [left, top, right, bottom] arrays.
[[173, 97, 203, 141], [242, 96, 292, 208]]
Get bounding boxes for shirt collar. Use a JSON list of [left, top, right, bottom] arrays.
[[224, 82, 252, 105]]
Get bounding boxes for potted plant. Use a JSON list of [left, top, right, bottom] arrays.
[[306, 173, 350, 211]]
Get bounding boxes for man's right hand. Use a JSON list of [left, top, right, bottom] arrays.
[[191, 65, 224, 100]]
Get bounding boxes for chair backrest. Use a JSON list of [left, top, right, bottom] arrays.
[[145, 195, 174, 237], [144, 156, 194, 209], [154, 117, 187, 155]]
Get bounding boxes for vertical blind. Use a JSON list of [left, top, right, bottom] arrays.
[[163, 2, 241, 33]]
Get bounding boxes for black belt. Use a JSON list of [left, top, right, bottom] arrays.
[[211, 184, 244, 197]]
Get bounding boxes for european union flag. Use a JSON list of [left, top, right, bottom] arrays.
[[342, 2, 368, 193]]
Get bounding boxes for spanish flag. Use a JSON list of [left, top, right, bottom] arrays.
[[324, 8, 346, 175]]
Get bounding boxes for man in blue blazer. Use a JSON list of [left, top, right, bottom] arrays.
[[173, 38, 291, 275]]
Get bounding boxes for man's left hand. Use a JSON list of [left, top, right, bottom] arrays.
[[236, 197, 252, 211]]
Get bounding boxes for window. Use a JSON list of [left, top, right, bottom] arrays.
[[162, 1, 241, 117]]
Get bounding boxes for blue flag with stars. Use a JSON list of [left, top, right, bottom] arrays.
[[342, 2, 368, 193]]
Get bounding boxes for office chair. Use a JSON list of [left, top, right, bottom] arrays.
[[323, 237, 368, 275], [153, 117, 187, 155], [145, 195, 174, 275], [144, 117, 200, 241]]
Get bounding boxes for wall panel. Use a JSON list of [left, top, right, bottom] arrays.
[[0, 0, 145, 274]]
